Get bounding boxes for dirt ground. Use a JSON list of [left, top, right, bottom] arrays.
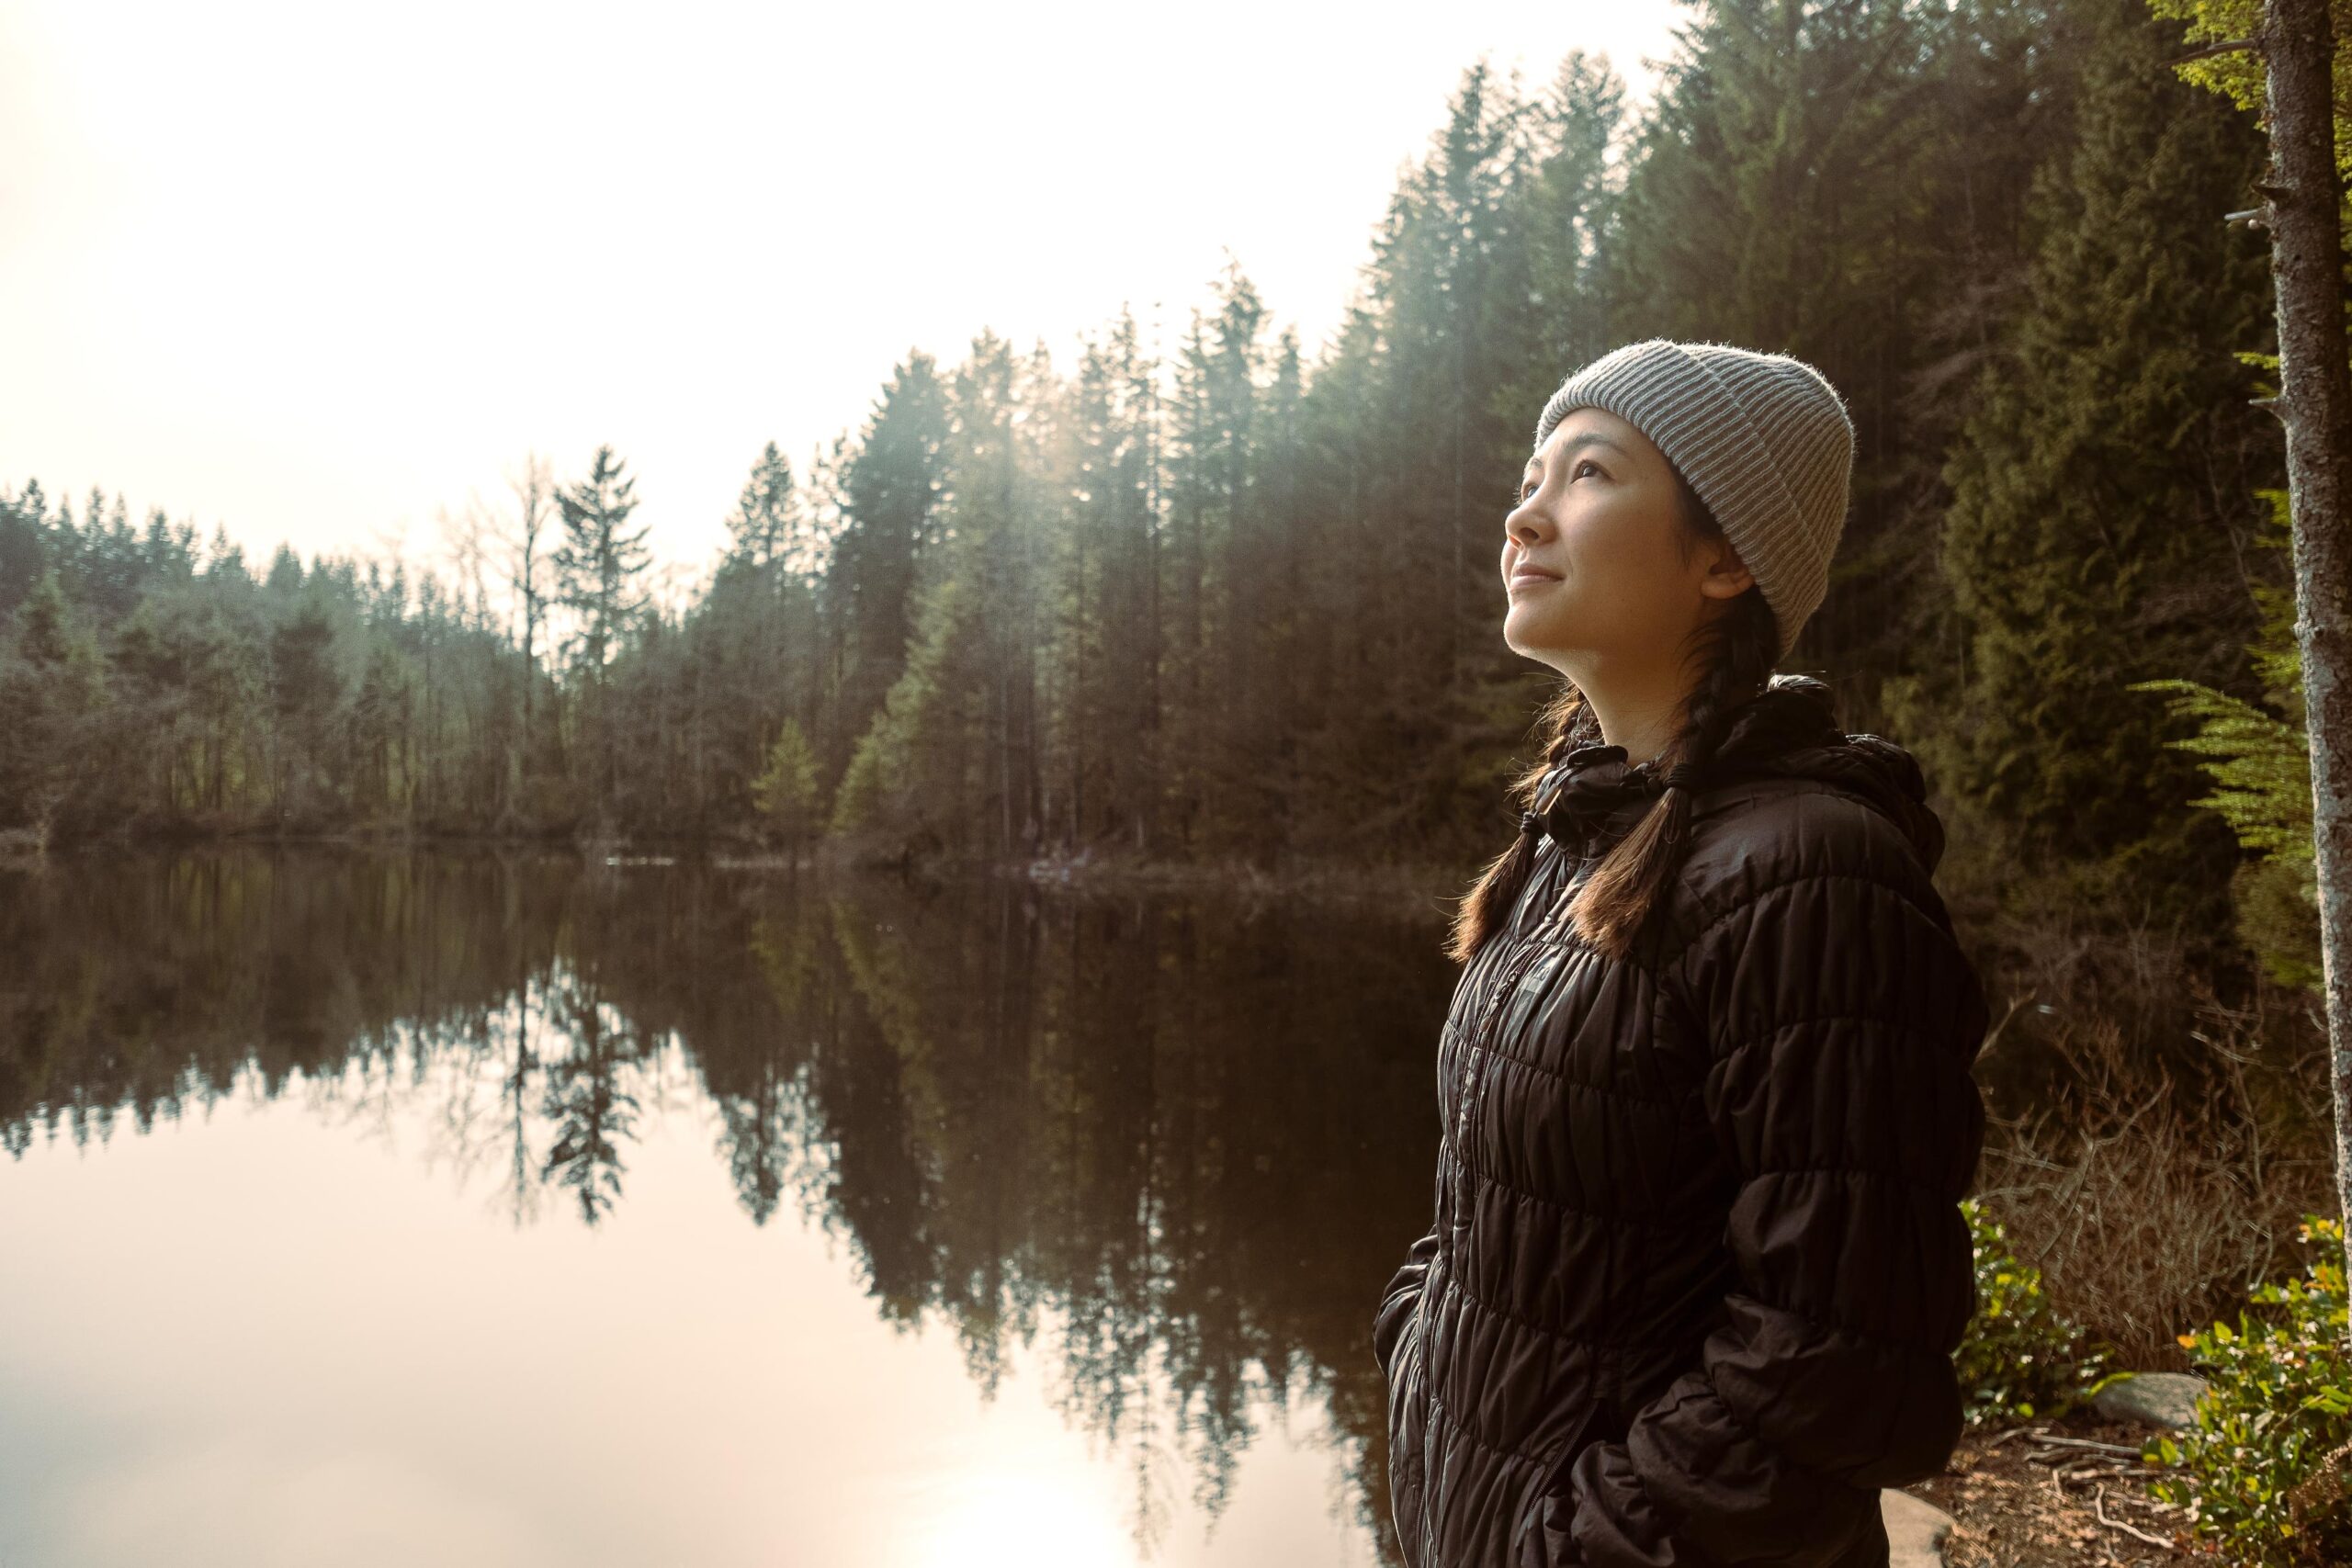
[[1904, 1413, 2206, 1566]]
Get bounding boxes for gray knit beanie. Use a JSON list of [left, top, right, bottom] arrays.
[[1533, 338, 1854, 663]]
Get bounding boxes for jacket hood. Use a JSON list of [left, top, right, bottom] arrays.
[[1531, 673, 1947, 873]]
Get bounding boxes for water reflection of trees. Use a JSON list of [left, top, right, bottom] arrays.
[[0, 851, 1445, 1563]]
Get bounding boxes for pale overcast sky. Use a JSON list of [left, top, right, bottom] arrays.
[[2, 0, 1682, 583]]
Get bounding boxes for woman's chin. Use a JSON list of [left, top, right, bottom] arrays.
[[1503, 608, 1565, 658]]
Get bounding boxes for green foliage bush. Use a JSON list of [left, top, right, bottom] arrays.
[[2148, 1214, 2352, 1566], [1955, 1198, 2119, 1424]]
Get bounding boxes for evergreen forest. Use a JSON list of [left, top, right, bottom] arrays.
[[0, 0, 2302, 977]]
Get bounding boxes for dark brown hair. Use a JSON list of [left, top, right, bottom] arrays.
[[1444, 466, 1780, 966]]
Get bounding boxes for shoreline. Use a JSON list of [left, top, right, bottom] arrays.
[[996, 846, 1469, 921], [0, 831, 1477, 920]]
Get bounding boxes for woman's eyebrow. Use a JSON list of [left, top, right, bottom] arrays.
[[1527, 434, 1629, 480]]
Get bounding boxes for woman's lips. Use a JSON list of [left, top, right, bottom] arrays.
[[1508, 569, 1560, 593]]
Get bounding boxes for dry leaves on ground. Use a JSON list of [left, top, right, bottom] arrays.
[[1905, 1413, 2209, 1567]]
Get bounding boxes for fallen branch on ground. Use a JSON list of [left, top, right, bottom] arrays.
[[2093, 1483, 2176, 1549]]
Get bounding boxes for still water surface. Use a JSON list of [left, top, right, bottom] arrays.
[[0, 852, 1452, 1568]]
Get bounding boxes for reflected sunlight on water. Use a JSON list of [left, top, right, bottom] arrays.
[[907, 1469, 1134, 1568]]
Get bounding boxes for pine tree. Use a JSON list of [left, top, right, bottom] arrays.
[[554, 445, 650, 676], [267, 601, 342, 823], [727, 442, 798, 572], [1165, 260, 1272, 853], [1051, 308, 1162, 850], [1489, 50, 1627, 451], [750, 716, 822, 846], [1936, 0, 2278, 900], [1326, 59, 1538, 854], [1604, 0, 1962, 682], [1375, 61, 1523, 702], [0, 569, 107, 843], [694, 442, 822, 831], [1233, 325, 1306, 858], [826, 353, 951, 785], [835, 333, 1037, 854], [554, 444, 650, 819]]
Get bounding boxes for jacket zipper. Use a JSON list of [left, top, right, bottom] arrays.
[[1456, 841, 1584, 1173]]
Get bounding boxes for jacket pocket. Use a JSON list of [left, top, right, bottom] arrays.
[[1385, 1314, 1430, 1568], [1507, 1393, 1611, 1567]]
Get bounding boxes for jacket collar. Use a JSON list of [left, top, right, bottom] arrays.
[[1529, 674, 1946, 872]]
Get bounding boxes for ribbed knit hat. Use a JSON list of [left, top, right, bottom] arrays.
[[1533, 339, 1854, 663]]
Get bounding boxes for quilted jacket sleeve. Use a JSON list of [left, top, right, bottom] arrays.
[[1374, 1224, 1442, 1380], [1521, 865, 1989, 1568]]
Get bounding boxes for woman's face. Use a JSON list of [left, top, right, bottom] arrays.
[[1499, 408, 1749, 676]]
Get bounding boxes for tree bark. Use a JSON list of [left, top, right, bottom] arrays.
[[2260, 0, 2352, 1301]]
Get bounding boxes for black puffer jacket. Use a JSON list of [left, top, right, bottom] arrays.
[[1374, 676, 1988, 1568]]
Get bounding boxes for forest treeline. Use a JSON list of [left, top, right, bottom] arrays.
[[0, 0, 2290, 931]]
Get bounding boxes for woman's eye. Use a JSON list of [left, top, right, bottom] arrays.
[[1519, 459, 1600, 504]]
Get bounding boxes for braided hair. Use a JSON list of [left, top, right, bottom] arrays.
[[1444, 467, 1781, 966]]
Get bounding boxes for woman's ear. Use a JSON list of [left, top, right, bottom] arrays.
[[1696, 538, 1754, 601]]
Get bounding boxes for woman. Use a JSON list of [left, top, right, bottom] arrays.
[[1373, 339, 1989, 1568]]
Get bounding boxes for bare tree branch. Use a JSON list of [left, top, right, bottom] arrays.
[[2171, 36, 2258, 65]]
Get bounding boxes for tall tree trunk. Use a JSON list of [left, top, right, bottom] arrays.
[[2260, 0, 2352, 1294]]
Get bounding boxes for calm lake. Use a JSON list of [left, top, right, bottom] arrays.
[[0, 851, 1454, 1568]]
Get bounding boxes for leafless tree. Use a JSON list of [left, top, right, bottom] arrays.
[[503, 452, 556, 750]]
